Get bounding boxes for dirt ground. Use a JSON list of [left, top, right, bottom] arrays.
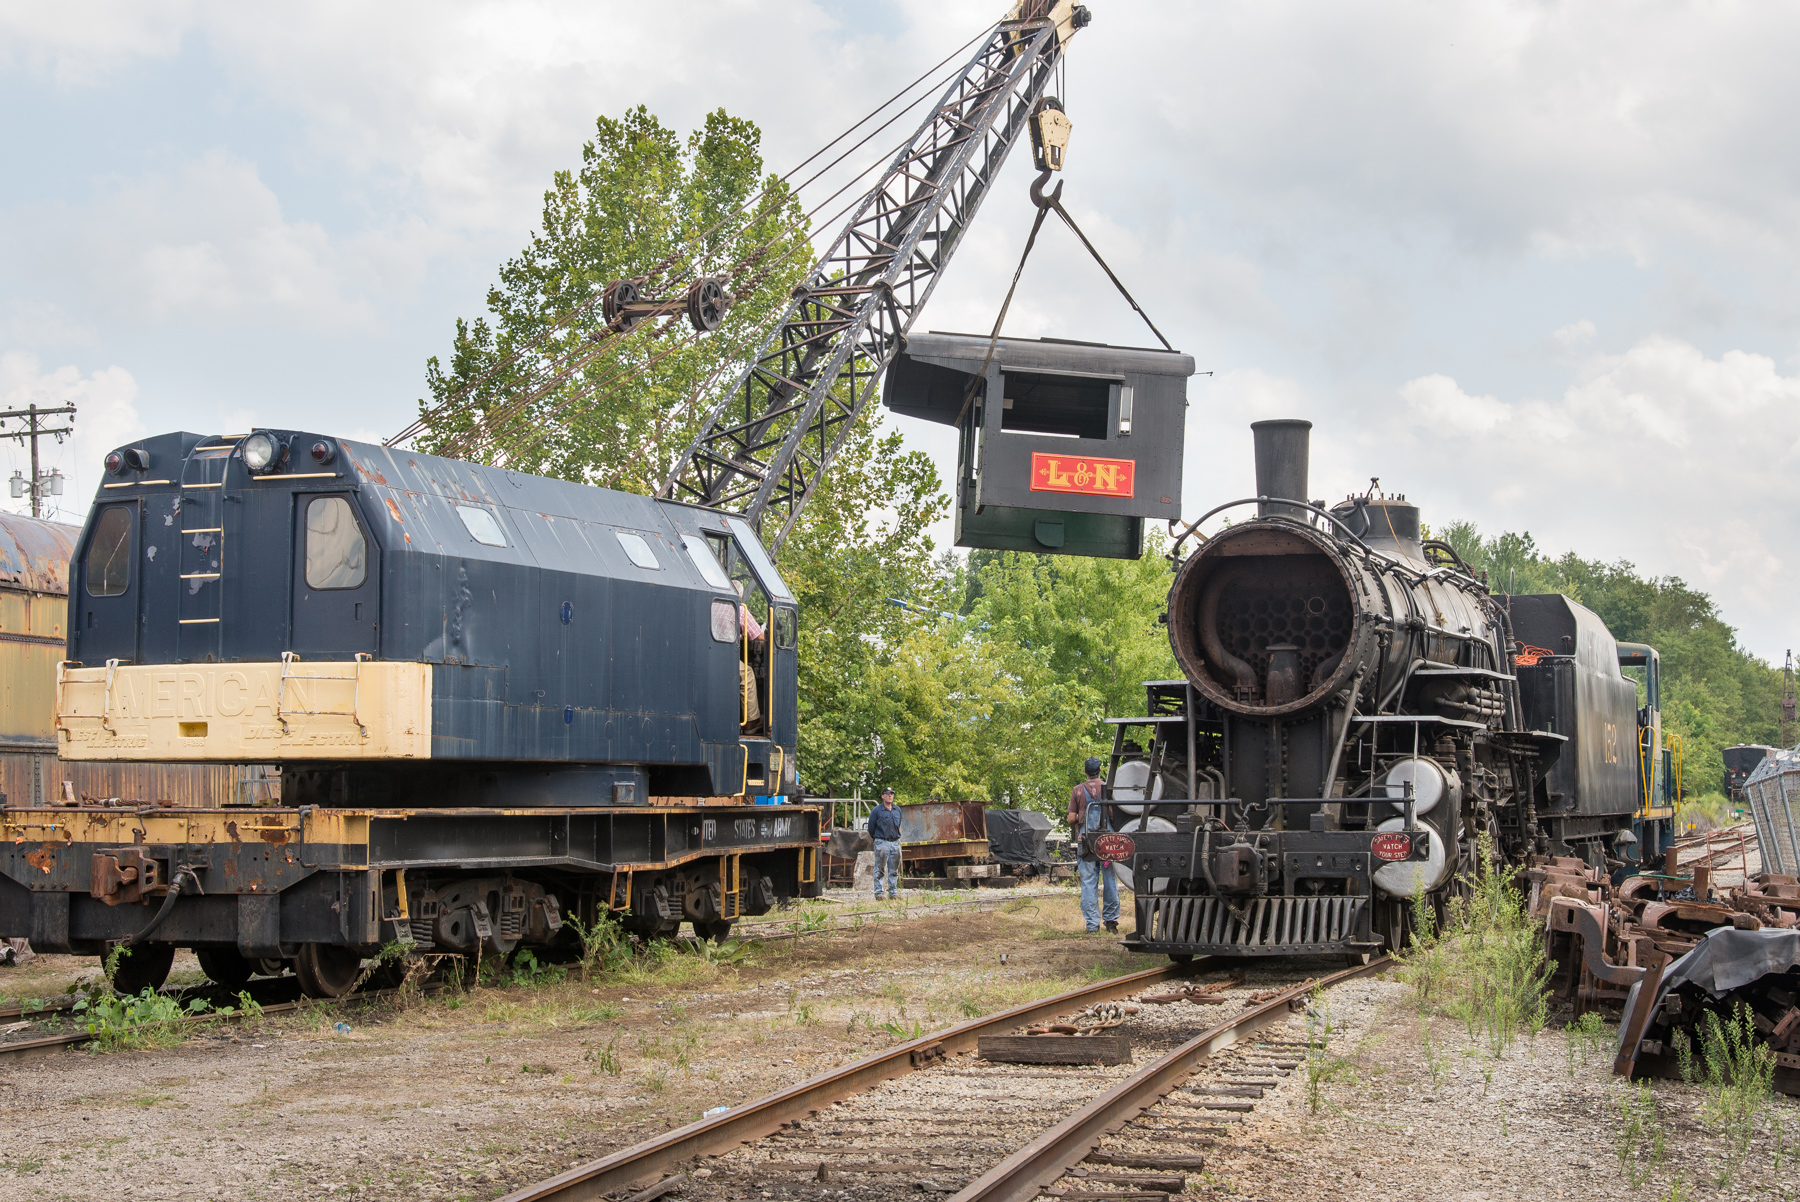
[[1208, 976, 1800, 1202], [0, 886, 1146, 1202]]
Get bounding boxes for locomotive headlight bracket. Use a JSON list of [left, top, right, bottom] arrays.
[[240, 430, 286, 474]]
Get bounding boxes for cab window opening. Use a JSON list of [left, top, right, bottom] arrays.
[[305, 496, 367, 590], [86, 505, 133, 597]]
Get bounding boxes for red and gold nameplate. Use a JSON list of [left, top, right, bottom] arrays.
[[1029, 452, 1136, 498]]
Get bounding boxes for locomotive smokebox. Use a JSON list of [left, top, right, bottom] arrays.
[[1168, 419, 1394, 719], [1252, 419, 1312, 521]]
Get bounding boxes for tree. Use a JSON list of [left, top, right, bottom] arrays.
[[420, 107, 951, 802], [418, 106, 813, 488]]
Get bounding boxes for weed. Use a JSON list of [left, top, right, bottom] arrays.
[[74, 988, 211, 1053], [959, 997, 983, 1018], [508, 949, 567, 988], [586, 1032, 622, 1075], [1615, 1079, 1665, 1188], [573, 1001, 624, 1023], [1000, 897, 1038, 915], [1564, 1011, 1611, 1077], [1697, 1003, 1776, 1183], [1393, 834, 1551, 1059], [1421, 1020, 1451, 1089], [1672, 1027, 1697, 1085], [1303, 983, 1355, 1113], [1663, 1179, 1688, 1202], [519, 1063, 555, 1075], [642, 1069, 668, 1093], [562, 912, 633, 983], [684, 938, 753, 968], [846, 1010, 874, 1035], [880, 1018, 925, 1040], [795, 1003, 820, 1027]]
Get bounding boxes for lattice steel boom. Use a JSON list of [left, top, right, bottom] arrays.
[[660, 1, 1089, 548]]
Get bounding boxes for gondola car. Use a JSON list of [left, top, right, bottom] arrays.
[[0, 431, 820, 995]]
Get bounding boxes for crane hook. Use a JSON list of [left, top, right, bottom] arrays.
[[1029, 168, 1064, 211]]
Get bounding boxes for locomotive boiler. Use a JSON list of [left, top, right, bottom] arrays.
[[0, 430, 820, 996], [1098, 420, 1667, 960]]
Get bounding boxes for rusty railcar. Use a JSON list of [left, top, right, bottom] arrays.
[[0, 512, 261, 809]]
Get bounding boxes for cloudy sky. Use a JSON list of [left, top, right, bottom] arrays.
[[3, 1, 1796, 662]]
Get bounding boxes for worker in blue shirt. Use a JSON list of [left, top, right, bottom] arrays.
[[868, 787, 904, 899]]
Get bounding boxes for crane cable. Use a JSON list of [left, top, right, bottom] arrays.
[[954, 168, 1176, 432]]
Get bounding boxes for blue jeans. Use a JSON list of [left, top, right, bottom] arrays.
[[1080, 858, 1119, 930], [873, 839, 901, 897]]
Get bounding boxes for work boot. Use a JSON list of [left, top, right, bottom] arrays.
[[1104, 921, 1118, 934]]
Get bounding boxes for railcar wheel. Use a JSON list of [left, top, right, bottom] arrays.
[[697, 920, 734, 943], [195, 946, 255, 989], [294, 943, 365, 999], [1168, 953, 1195, 965], [110, 942, 175, 994]]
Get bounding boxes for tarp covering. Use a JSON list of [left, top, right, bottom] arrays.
[[1619, 926, 1800, 1057], [985, 808, 1052, 865]]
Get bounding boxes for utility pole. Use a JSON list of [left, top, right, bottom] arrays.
[[1, 401, 75, 519]]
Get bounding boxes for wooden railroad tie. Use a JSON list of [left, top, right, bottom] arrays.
[[977, 1032, 1132, 1065]]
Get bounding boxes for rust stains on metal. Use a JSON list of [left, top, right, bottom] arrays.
[[256, 828, 291, 845], [0, 513, 78, 596], [384, 496, 405, 523], [24, 844, 55, 873], [225, 820, 241, 842], [351, 456, 389, 487]]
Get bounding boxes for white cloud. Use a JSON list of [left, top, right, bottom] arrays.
[[1365, 337, 1800, 658], [1398, 373, 1511, 437], [0, 352, 144, 526], [1553, 319, 1597, 349]]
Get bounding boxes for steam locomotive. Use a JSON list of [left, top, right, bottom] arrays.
[[0, 430, 820, 996], [1098, 420, 1672, 960]]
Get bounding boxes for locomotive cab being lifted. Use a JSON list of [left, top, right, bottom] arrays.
[[0, 431, 820, 997], [884, 332, 1193, 559]]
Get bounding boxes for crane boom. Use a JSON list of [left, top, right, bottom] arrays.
[[659, 2, 1089, 549]]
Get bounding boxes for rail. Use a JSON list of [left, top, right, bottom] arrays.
[[499, 955, 1392, 1202], [495, 961, 1198, 1202]]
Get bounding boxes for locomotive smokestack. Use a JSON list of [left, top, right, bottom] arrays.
[[1251, 419, 1312, 520]]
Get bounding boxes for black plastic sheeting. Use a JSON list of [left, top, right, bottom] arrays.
[[1618, 926, 1800, 1057], [985, 808, 1053, 865]]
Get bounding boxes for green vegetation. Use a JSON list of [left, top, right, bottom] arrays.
[[1443, 523, 1785, 798], [74, 988, 213, 1053], [1397, 838, 1551, 1058], [1696, 1003, 1778, 1183]]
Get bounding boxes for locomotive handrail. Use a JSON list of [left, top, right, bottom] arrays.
[[1167, 496, 1380, 563]]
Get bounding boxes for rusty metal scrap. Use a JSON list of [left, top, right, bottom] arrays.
[[1528, 839, 1800, 1094], [1140, 976, 1244, 1006]]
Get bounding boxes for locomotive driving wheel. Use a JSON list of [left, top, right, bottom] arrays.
[[295, 943, 365, 998]]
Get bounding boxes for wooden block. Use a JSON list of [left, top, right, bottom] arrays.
[[1184, 1085, 1263, 1098], [1086, 1153, 1206, 1170], [1043, 1192, 1169, 1201], [1076, 1173, 1188, 1191], [978, 876, 1020, 888], [977, 1033, 1132, 1065], [1773, 1006, 1800, 1043], [950, 864, 1000, 879]]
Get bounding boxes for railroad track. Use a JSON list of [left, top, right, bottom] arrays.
[[500, 956, 1390, 1202], [0, 893, 1052, 1056]]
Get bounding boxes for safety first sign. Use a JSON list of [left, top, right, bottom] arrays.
[[1029, 452, 1136, 499]]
